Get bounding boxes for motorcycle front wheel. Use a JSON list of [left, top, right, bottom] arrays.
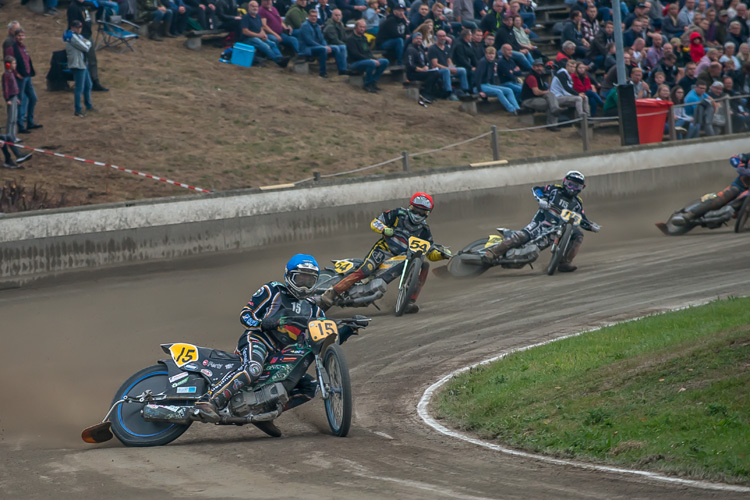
[[547, 225, 573, 276], [446, 238, 492, 278], [323, 344, 352, 437], [734, 195, 750, 233], [110, 364, 191, 447], [394, 258, 421, 317]]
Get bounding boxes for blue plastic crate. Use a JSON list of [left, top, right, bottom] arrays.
[[231, 43, 255, 68]]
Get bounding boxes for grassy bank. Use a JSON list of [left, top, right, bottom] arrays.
[[435, 297, 750, 484]]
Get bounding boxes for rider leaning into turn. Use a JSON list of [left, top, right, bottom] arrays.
[[194, 254, 357, 435], [319, 192, 448, 314], [673, 152, 750, 226], [482, 170, 600, 272]]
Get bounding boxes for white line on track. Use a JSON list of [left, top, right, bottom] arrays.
[[416, 302, 750, 494]]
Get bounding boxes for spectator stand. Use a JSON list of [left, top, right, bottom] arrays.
[[530, 1, 571, 56], [184, 30, 231, 51]]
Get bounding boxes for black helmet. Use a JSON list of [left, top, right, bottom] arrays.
[[563, 170, 585, 196]]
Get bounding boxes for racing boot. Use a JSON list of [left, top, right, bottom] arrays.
[[253, 420, 282, 437], [404, 301, 420, 314], [481, 232, 528, 265], [193, 400, 221, 423], [319, 288, 338, 310], [558, 232, 582, 273]]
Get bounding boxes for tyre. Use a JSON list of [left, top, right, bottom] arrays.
[[394, 258, 421, 317], [734, 195, 750, 233], [547, 225, 573, 276], [446, 238, 492, 278], [110, 364, 191, 447], [323, 344, 352, 437]]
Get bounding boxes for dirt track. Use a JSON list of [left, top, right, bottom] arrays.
[[2, 173, 749, 499]]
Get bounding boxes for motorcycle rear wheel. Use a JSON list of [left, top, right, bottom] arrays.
[[323, 344, 352, 437], [734, 196, 750, 233], [446, 238, 492, 278], [394, 258, 421, 317], [547, 225, 573, 276], [110, 364, 191, 447]]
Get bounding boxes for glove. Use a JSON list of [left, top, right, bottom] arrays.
[[63, 30, 73, 42], [589, 222, 601, 233], [538, 199, 550, 210], [440, 247, 452, 259], [383, 227, 394, 237]]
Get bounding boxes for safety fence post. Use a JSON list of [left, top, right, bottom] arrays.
[[490, 125, 499, 161], [402, 151, 409, 172], [581, 115, 589, 152], [313, 171, 320, 181], [668, 107, 676, 142], [724, 98, 733, 135]]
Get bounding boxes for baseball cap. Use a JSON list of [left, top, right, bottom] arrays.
[[719, 9, 729, 16], [711, 80, 724, 88]]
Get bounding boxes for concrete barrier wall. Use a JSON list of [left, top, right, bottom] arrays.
[[1, 135, 746, 286]]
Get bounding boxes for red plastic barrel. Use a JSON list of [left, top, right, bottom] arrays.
[[635, 98, 673, 144]]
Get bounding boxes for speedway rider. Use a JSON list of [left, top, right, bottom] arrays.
[[194, 254, 360, 435], [319, 192, 449, 314], [672, 153, 750, 226], [482, 171, 600, 272]]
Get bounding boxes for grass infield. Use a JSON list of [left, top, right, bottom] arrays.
[[435, 297, 750, 484]]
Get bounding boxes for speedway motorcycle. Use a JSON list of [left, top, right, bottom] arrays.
[[656, 189, 750, 235], [82, 317, 368, 447], [311, 236, 450, 316], [447, 209, 586, 277]]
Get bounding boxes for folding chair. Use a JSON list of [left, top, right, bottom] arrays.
[[95, 16, 140, 53]]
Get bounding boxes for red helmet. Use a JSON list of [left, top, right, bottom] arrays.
[[408, 192, 433, 224]]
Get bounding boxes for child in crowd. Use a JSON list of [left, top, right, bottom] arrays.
[[364, 0, 381, 35], [2, 55, 19, 146]]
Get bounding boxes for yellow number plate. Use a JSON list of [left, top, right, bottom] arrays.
[[308, 320, 338, 341], [169, 343, 199, 367], [333, 260, 354, 274], [484, 235, 503, 248], [560, 209, 583, 225], [408, 236, 430, 253]]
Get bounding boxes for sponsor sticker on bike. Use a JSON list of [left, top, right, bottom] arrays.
[[169, 372, 189, 383], [168, 343, 199, 367], [176, 386, 197, 394], [308, 319, 338, 341], [484, 235, 503, 248]]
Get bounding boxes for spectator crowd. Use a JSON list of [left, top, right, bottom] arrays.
[[10, 0, 750, 148]]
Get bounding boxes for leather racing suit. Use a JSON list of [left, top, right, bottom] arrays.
[[676, 152, 750, 224], [485, 184, 598, 267], [200, 281, 325, 412], [331, 207, 445, 302]]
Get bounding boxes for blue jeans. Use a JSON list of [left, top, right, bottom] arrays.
[[584, 89, 603, 116], [152, 9, 174, 23], [350, 58, 389, 85], [269, 32, 299, 53], [329, 45, 348, 72], [45, 0, 58, 9], [243, 36, 282, 62], [512, 51, 533, 70], [303, 46, 330, 75], [72, 68, 93, 114], [481, 83, 519, 112], [17, 77, 37, 130], [500, 81, 522, 102], [439, 66, 468, 92], [378, 37, 404, 65]]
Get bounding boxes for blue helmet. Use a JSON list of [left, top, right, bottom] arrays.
[[730, 155, 750, 176], [284, 254, 320, 299]]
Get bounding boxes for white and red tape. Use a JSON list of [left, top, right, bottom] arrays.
[[0, 141, 211, 194]]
